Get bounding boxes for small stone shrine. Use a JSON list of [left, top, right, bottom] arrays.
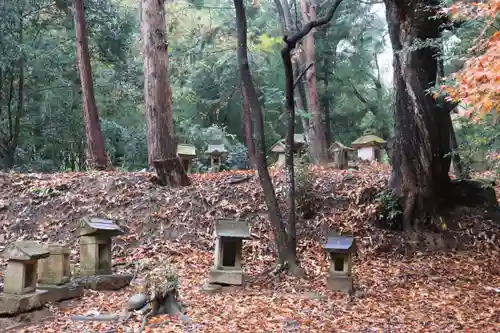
[[177, 143, 196, 172], [329, 141, 355, 169], [78, 216, 123, 276], [37, 243, 84, 303], [270, 133, 307, 167], [209, 218, 251, 286], [351, 134, 387, 162], [1, 241, 49, 294], [0, 241, 50, 314], [324, 234, 356, 293], [205, 143, 228, 172], [38, 243, 71, 285]]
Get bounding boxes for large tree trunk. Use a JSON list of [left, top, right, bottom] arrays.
[[233, 0, 300, 273], [72, 0, 108, 170], [299, 0, 329, 163], [385, 0, 453, 230], [141, 0, 190, 187], [241, 85, 257, 168]]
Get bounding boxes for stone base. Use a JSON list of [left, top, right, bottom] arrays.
[[73, 274, 133, 291], [327, 275, 353, 293], [208, 268, 243, 286], [37, 283, 84, 303], [0, 290, 49, 315]]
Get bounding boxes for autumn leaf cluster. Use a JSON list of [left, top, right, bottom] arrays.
[[441, 0, 500, 118]]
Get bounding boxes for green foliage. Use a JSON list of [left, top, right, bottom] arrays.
[[374, 189, 403, 229], [294, 157, 317, 219], [453, 116, 500, 177], [0, 0, 395, 172]]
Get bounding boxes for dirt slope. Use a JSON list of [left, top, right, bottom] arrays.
[[0, 166, 498, 332]]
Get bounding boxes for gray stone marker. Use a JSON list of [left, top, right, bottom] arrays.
[[37, 243, 84, 303], [0, 241, 50, 315], [208, 219, 250, 286], [78, 216, 123, 276], [324, 235, 356, 293]]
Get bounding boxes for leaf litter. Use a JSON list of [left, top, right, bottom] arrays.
[[0, 165, 498, 332]]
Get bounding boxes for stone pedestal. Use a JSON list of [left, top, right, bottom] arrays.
[[38, 244, 71, 285], [37, 283, 84, 303], [327, 275, 353, 293], [208, 268, 243, 286], [0, 290, 49, 315]]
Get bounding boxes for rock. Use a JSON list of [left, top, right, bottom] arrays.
[[73, 274, 133, 291], [127, 293, 148, 310], [200, 283, 222, 293]]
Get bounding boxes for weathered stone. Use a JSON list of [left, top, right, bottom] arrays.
[[209, 219, 250, 286], [73, 274, 133, 291], [208, 268, 243, 286], [1, 241, 50, 296], [37, 283, 84, 303], [0, 290, 49, 315], [327, 276, 353, 293], [78, 216, 123, 277], [200, 283, 222, 293], [127, 293, 148, 310], [79, 235, 112, 276], [38, 244, 71, 285], [324, 235, 356, 293]]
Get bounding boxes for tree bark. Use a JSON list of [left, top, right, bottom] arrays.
[[299, 0, 329, 164], [72, 0, 108, 170], [234, 0, 299, 272], [241, 85, 257, 168], [141, 0, 190, 186], [385, 0, 453, 230]]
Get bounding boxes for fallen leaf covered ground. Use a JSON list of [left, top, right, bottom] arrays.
[[0, 165, 498, 332]]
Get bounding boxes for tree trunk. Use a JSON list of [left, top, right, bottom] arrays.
[[385, 0, 453, 230], [72, 0, 108, 170], [233, 0, 299, 272], [141, 0, 190, 187], [274, 0, 310, 138], [241, 85, 256, 168], [299, 0, 329, 164]]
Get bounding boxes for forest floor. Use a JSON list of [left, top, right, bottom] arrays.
[[0, 165, 499, 332]]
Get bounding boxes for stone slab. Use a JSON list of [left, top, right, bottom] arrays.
[[326, 275, 353, 293], [37, 283, 84, 303], [208, 268, 243, 286], [0, 290, 49, 315], [73, 274, 133, 291]]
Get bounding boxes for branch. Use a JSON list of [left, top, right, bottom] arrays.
[[293, 63, 313, 89], [284, 0, 344, 48]]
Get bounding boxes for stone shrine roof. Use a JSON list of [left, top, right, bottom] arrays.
[[205, 144, 227, 155], [324, 236, 355, 253], [177, 143, 196, 157], [0, 241, 50, 261], [214, 219, 251, 239], [78, 216, 124, 237], [351, 135, 387, 148]]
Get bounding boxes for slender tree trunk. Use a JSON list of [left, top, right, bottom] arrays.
[[72, 0, 108, 170], [385, 0, 453, 230], [274, 0, 310, 138], [141, 0, 190, 186], [299, 0, 329, 163], [241, 85, 256, 168], [234, 0, 299, 272]]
